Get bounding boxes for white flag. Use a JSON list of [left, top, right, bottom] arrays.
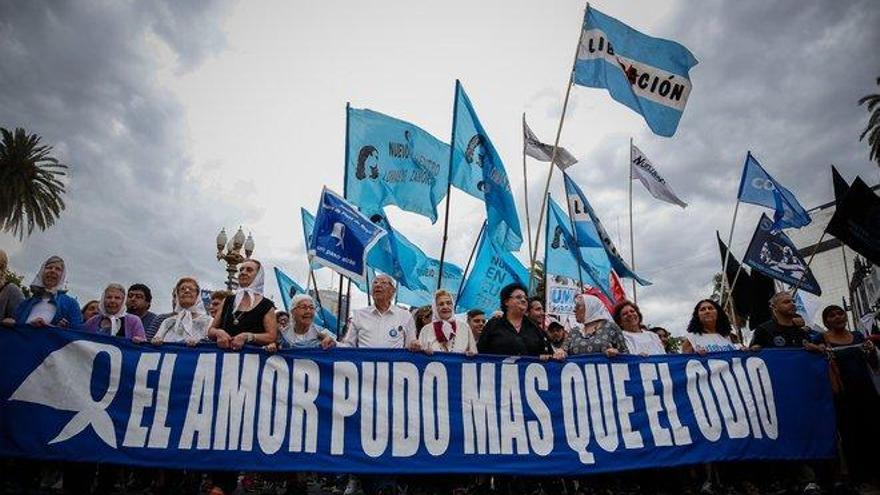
[[630, 144, 687, 208], [523, 117, 577, 169]]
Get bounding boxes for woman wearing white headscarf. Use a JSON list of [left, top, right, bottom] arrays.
[[563, 294, 628, 357], [207, 259, 277, 350], [266, 294, 335, 351], [151, 277, 211, 346], [418, 289, 477, 354], [5, 255, 82, 328], [84, 283, 146, 342]]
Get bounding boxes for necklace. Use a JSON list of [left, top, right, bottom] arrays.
[[232, 310, 245, 326]]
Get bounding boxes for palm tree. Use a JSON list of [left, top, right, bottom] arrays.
[[0, 127, 68, 239], [858, 77, 880, 167]]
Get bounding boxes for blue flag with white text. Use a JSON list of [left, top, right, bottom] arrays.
[[563, 174, 650, 285], [361, 209, 432, 293], [345, 107, 450, 223], [456, 233, 529, 314], [546, 198, 612, 298], [308, 188, 387, 281], [273, 267, 338, 335], [450, 81, 523, 251], [743, 214, 821, 296], [573, 7, 698, 137], [736, 152, 811, 230]]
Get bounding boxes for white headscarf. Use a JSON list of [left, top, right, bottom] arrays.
[[172, 281, 207, 339], [233, 260, 264, 312], [431, 291, 458, 342], [30, 255, 67, 296], [98, 283, 128, 336], [577, 294, 613, 324]]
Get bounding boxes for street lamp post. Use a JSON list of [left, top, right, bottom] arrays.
[[216, 226, 255, 290]]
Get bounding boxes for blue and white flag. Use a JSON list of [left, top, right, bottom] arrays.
[[346, 107, 450, 223], [397, 259, 465, 308], [563, 174, 650, 285], [546, 197, 612, 298], [308, 187, 387, 281], [273, 267, 338, 335], [736, 152, 811, 230], [361, 209, 431, 293], [0, 328, 837, 474], [450, 81, 523, 252], [743, 214, 821, 296], [456, 233, 529, 315], [573, 7, 698, 137]]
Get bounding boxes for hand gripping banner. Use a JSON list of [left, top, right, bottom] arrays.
[[0, 327, 835, 474]]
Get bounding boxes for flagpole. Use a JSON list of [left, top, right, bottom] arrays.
[[438, 80, 461, 291], [529, 2, 590, 291], [721, 199, 741, 328], [628, 137, 637, 303], [309, 269, 324, 310], [522, 113, 534, 270], [840, 245, 855, 329], [338, 102, 353, 336], [336, 276, 345, 336], [457, 220, 487, 298]]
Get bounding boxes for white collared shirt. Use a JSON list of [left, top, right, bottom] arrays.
[[341, 304, 416, 349]]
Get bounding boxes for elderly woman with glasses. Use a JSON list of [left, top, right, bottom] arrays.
[[266, 294, 335, 351]]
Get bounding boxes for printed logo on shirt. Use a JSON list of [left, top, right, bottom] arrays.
[[389, 326, 400, 338], [772, 335, 787, 347]]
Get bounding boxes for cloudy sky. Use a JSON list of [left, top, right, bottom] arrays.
[[1, 0, 878, 333]]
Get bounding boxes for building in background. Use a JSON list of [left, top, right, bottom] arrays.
[[787, 184, 879, 330]]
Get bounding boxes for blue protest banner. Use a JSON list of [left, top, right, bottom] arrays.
[[450, 81, 523, 252], [743, 214, 822, 296], [345, 107, 450, 223], [308, 187, 387, 281], [573, 7, 698, 137], [0, 328, 836, 474]]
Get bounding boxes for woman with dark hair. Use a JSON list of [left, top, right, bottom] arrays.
[[413, 305, 433, 338], [821, 304, 880, 485], [81, 300, 100, 322], [614, 300, 664, 356], [682, 299, 741, 354], [355, 145, 379, 180], [477, 283, 558, 358]]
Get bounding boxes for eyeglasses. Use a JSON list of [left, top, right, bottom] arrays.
[[178, 286, 198, 294]]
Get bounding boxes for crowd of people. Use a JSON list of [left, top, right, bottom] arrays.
[[1, 250, 879, 495]]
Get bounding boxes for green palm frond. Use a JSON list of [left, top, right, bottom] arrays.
[[0, 127, 69, 239], [858, 77, 880, 166]]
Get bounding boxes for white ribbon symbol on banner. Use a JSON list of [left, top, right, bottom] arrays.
[[10, 340, 122, 448]]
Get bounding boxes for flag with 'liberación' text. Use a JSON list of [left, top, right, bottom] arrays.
[[573, 7, 698, 137]]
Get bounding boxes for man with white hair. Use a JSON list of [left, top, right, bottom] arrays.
[[340, 274, 419, 350]]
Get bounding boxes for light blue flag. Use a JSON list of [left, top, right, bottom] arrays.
[[300, 208, 323, 271], [736, 152, 811, 230], [456, 233, 529, 315], [450, 81, 524, 251], [361, 208, 431, 293], [346, 107, 450, 223], [397, 259, 465, 308], [563, 173, 651, 286], [308, 187, 387, 281], [272, 267, 338, 336], [573, 7, 698, 137], [546, 197, 612, 298]]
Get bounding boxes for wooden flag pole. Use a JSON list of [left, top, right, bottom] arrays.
[[522, 113, 535, 270], [335, 275, 345, 336], [529, 2, 590, 292], [628, 137, 637, 303], [791, 228, 828, 299]]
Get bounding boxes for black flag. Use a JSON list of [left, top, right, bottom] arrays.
[[831, 165, 849, 204], [747, 270, 777, 330], [827, 176, 880, 266], [716, 232, 752, 319]]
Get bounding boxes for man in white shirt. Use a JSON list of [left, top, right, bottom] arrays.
[[341, 274, 419, 349]]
